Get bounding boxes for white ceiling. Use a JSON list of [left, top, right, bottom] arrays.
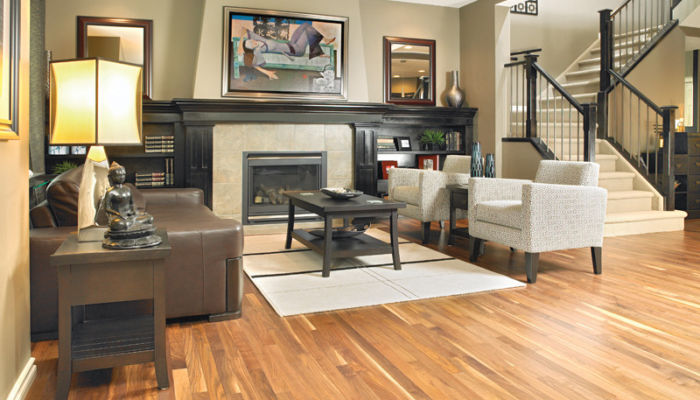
[[389, 0, 478, 8]]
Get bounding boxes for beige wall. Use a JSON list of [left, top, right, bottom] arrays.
[[44, 0, 461, 104], [45, 0, 204, 100], [510, 0, 626, 77], [358, 0, 460, 105], [502, 141, 543, 179], [460, 0, 510, 175], [1, 0, 32, 397]]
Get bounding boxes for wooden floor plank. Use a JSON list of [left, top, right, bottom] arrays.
[[26, 219, 700, 399]]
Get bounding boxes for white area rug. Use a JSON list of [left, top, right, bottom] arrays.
[[244, 230, 525, 316]]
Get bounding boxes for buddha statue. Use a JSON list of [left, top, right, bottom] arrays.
[[100, 162, 161, 249]]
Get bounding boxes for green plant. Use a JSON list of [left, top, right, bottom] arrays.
[[52, 160, 79, 175], [420, 129, 445, 145]]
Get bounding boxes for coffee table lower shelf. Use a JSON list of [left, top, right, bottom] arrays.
[[292, 229, 393, 258]]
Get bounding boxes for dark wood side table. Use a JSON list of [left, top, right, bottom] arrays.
[[51, 230, 171, 400], [284, 191, 406, 277], [448, 184, 469, 245]]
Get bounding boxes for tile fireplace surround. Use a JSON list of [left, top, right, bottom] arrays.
[[212, 123, 353, 230]]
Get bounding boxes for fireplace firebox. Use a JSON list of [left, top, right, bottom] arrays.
[[242, 152, 327, 224]]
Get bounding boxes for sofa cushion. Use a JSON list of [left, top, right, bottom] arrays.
[[475, 200, 523, 230], [391, 185, 420, 205]]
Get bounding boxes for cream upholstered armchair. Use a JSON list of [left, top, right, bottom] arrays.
[[388, 155, 470, 243], [468, 160, 607, 283]]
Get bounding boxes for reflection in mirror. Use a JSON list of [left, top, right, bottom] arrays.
[[384, 37, 435, 105], [78, 17, 153, 99]]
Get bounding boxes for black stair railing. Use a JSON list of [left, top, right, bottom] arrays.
[[598, 0, 680, 210], [506, 53, 597, 162]]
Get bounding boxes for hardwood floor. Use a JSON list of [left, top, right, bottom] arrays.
[[27, 219, 700, 399]]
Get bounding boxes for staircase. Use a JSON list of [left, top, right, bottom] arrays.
[[505, 4, 687, 236], [553, 25, 686, 236]]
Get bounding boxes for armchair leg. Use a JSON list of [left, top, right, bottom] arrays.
[[422, 222, 431, 244], [525, 252, 539, 283], [469, 237, 482, 262], [591, 247, 602, 275]]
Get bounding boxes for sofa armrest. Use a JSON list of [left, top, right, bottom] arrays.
[[30, 201, 57, 228], [522, 182, 607, 250], [140, 188, 204, 206]]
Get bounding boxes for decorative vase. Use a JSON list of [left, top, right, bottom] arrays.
[[485, 154, 496, 178], [471, 142, 483, 177], [445, 70, 465, 108]]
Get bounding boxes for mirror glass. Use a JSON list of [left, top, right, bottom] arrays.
[[78, 17, 152, 99], [384, 37, 435, 105]]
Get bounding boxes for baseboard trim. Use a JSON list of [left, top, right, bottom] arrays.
[[6, 357, 36, 400]]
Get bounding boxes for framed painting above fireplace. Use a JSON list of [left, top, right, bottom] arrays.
[[221, 7, 348, 101]]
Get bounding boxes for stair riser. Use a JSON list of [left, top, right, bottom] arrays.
[[542, 140, 601, 153], [606, 197, 653, 214], [599, 177, 634, 191], [511, 111, 583, 122], [604, 216, 685, 237], [566, 71, 600, 81], [559, 83, 600, 95], [597, 158, 616, 172], [539, 96, 596, 107]]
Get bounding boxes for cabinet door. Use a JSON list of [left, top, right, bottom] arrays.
[[184, 125, 213, 208], [354, 126, 377, 196]]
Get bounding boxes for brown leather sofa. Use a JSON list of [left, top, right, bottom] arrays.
[[30, 168, 244, 340]]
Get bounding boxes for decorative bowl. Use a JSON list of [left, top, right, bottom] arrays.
[[321, 187, 363, 200]]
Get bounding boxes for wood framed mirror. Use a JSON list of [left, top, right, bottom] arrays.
[[383, 36, 435, 106], [77, 16, 153, 99]]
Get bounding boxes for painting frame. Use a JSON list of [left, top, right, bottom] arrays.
[[0, 0, 19, 140], [222, 6, 348, 101]]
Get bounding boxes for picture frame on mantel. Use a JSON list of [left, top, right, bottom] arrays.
[[222, 7, 348, 101], [0, 0, 20, 140]]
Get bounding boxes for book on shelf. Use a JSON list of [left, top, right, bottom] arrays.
[[135, 181, 166, 188], [144, 135, 174, 140], [376, 136, 396, 150], [445, 131, 462, 151], [145, 148, 175, 153], [135, 172, 165, 177]]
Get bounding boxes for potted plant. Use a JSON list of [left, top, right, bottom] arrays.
[[419, 129, 445, 151]]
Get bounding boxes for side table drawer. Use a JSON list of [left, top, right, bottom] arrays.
[[674, 155, 688, 174], [688, 175, 700, 193], [689, 137, 700, 155], [688, 193, 700, 210], [68, 261, 154, 305], [690, 156, 700, 175]]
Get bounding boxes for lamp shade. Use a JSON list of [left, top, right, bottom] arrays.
[[49, 58, 143, 146]]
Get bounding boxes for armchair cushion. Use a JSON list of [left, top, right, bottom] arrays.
[[474, 200, 522, 230]]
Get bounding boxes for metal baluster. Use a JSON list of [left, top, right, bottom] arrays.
[[625, 8, 629, 67], [637, 96, 642, 167], [547, 81, 550, 147], [561, 94, 564, 159], [621, 86, 625, 146], [516, 64, 520, 137], [569, 103, 572, 161], [655, 113, 659, 184], [646, 105, 650, 174], [577, 111, 581, 161], [522, 65, 526, 137], [539, 73, 542, 141]]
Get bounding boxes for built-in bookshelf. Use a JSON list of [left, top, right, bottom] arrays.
[[44, 102, 184, 189]]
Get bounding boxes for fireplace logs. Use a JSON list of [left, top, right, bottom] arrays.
[[255, 184, 290, 205]]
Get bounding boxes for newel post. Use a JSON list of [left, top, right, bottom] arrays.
[[524, 54, 539, 138], [661, 106, 677, 211], [598, 9, 613, 140], [583, 103, 597, 162]]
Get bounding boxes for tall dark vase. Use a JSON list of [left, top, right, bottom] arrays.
[[484, 154, 496, 178], [471, 142, 483, 177], [446, 70, 465, 108]]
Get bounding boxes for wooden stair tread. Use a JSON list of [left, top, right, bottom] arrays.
[[605, 210, 687, 223], [599, 171, 635, 179]]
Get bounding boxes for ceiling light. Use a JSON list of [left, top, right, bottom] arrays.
[[418, 69, 426, 73], [393, 75, 400, 78], [405, 45, 413, 49]]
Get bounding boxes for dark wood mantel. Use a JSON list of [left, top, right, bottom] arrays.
[[142, 99, 477, 207]]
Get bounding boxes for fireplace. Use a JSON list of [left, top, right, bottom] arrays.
[[242, 151, 327, 224]]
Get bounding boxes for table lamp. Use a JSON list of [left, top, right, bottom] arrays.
[[49, 58, 143, 241]]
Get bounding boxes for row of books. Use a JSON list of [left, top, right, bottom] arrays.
[[145, 135, 175, 153], [445, 132, 463, 151], [134, 158, 175, 187]]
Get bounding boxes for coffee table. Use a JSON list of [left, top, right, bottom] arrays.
[[284, 191, 406, 277]]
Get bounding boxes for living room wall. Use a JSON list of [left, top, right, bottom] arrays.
[[510, 0, 627, 77], [1, 0, 33, 397], [45, 0, 204, 100], [44, 0, 462, 104]]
